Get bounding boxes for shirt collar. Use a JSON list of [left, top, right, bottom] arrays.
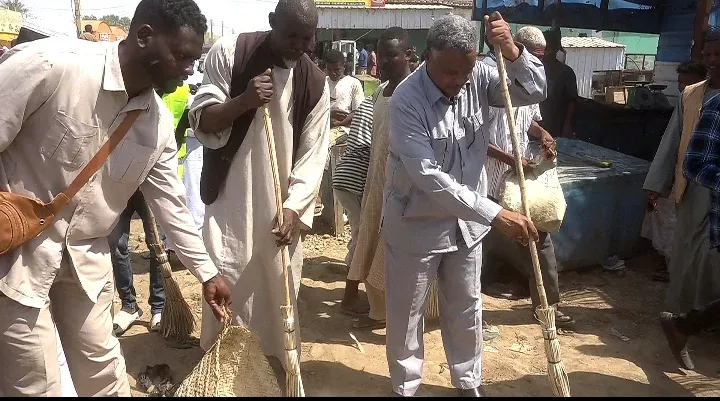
[[103, 41, 125, 92], [419, 63, 469, 105]]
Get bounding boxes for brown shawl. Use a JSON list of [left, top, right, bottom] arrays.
[[200, 31, 326, 205]]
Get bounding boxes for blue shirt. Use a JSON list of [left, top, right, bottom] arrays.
[[683, 92, 720, 250], [358, 49, 368, 69], [382, 48, 547, 254]]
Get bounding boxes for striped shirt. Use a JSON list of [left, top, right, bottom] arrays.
[[332, 84, 384, 195], [486, 103, 542, 199]]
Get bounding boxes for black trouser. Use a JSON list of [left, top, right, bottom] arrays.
[[675, 297, 720, 336], [483, 228, 561, 307]]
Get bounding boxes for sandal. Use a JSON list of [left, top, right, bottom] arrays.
[[352, 316, 386, 331]]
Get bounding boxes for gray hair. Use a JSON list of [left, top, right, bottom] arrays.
[[515, 26, 545, 49], [427, 14, 478, 54]]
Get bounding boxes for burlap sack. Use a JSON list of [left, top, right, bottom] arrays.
[[499, 154, 566, 233]]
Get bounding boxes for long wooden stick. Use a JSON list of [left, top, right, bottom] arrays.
[[262, 105, 304, 397], [493, 45, 548, 310], [494, 45, 570, 397]]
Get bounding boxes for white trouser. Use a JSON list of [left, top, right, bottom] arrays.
[[183, 136, 205, 234], [384, 240, 483, 396]]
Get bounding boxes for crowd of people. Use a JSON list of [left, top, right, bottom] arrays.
[[0, 0, 718, 397]]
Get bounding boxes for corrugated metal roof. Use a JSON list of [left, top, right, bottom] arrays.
[[561, 37, 626, 49], [318, 3, 451, 9], [387, 0, 472, 7]]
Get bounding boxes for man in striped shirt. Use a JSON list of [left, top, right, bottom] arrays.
[[482, 26, 574, 328], [333, 86, 377, 318]]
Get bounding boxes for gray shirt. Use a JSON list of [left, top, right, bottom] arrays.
[[382, 47, 547, 254]]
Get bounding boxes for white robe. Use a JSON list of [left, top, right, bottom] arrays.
[[189, 35, 330, 364]]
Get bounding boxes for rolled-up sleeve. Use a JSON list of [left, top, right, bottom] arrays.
[[0, 45, 65, 152], [389, 97, 503, 225], [484, 45, 547, 108], [140, 127, 219, 283], [189, 37, 234, 149]]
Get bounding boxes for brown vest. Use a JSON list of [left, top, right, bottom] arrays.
[[200, 31, 326, 205], [675, 79, 709, 204]]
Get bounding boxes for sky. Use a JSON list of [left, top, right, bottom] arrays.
[[18, 0, 278, 37]]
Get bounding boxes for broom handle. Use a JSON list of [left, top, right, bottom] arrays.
[[143, 200, 166, 260], [263, 105, 293, 308], [494, 45, 549, 310]]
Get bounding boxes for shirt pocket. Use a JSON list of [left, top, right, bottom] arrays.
[[463, 111, 488, 150], [429, 127, 449, 168], [108, 139, 155, 185], [41, 111, 99, 170]]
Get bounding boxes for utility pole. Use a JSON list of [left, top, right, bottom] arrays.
[[210, 19, 213, 38], [221, 21, 224, 36], [72, 0, 82, 38]]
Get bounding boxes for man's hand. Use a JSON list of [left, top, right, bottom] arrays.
[[540, 132, 557, 161], [272, 208, 300, 246], [491, 209, 539, 247], [484, 12, 520, 61], [202, 274, 232, 323], [243, 68, 273, 109], [645, 190, 660, 212], [330, 109, 349, 128]]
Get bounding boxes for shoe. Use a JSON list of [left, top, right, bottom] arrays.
[[150, 312, 162, 332], [660, 312, 695, 370], [459, 386, 487, 397], [113, 307, 143, 336]]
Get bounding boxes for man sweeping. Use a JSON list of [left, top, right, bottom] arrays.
[[189, 0, 329, 386], [0, 0, 231, 396], [643, 28, 720, 314], [383, 13, 545, 397], [483, 26, 575, 328]]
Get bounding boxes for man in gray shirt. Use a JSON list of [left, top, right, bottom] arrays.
[[383, 13, 546, 397]]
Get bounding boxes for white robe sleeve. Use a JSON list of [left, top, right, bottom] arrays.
[[189, 36, 235, 149], [283, 82, 331, 229]]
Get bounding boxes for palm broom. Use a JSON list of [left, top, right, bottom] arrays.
[[144, 204, 196, 341], [263, 105, 305, 397], [494, 44, 571, 397]]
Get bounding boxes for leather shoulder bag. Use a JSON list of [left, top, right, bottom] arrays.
[[0, 110, 141, 255]]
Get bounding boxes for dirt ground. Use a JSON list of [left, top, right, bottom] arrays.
[[119, 219, 720, 397]]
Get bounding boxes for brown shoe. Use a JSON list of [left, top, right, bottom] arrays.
[[660, 312, 695, 370]]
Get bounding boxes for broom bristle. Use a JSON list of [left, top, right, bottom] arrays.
[[536, 306, 571, 397], [425, 278, 440, 321], [159, 264, 196, 341]]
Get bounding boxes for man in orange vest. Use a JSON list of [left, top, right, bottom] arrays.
[[643, 28, 720, 324]]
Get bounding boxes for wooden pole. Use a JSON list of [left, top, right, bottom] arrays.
[[72, 0, 82, 38]]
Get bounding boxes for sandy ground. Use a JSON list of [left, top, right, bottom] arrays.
[[118, 218, 720, 397]]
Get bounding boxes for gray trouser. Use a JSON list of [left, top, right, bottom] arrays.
[[484, 228, 560, 307], [384, 240, 483, 396], [334, 189, 363, 267]]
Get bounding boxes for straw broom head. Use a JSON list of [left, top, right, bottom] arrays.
[[144, 206, 196, 341], [493, 41, 570, 396]]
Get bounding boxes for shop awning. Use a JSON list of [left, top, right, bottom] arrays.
[[473, 0, 666, 34]]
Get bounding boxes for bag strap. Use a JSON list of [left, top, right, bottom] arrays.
[[48, 110, 142, 213]]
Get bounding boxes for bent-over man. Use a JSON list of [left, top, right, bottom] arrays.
[[0, 0, 231, 396]]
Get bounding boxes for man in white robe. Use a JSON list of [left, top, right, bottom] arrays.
[[189, 0, 330, 377]]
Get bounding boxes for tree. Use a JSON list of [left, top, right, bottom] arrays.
[[82, 14, 131, 31], [1, 0, 29, 16]]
